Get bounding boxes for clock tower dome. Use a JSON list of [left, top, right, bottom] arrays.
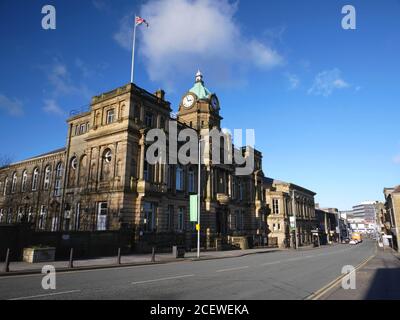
[[177, 70, 222, 130]]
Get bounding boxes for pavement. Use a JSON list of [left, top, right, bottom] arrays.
[[0, 247, 280, 275], [319, 246, 400, 300], [0, 240, 376, 300]]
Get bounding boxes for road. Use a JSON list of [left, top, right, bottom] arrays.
[[0, 240, 376, 300]]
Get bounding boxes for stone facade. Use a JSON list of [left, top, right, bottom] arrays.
[[0, 73, 270, 251], [264, 178, 317, 248], [383, 186, 400, 251]]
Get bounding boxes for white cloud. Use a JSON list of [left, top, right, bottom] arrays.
[[393, 155, 400, 164], [286, 73, 300, 90], [0, 94, 24, 116], [43, 99, 66, 116], [92, 0, 108, 11], [308, 68, 350, 97], [113, 0, 284, 88]]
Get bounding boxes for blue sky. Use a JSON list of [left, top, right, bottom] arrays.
[[0, 0, 399, 210]]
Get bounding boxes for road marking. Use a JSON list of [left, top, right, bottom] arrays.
[[305, 248, 377, 300], [286, 257, 302, 262], [216, 266, 249, 273], [9, 290, 81, 300], [132, 274, 194, 285], [261, 261, 281, 266]]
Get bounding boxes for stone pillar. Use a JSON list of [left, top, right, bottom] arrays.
[[139, 137, 145, 180]]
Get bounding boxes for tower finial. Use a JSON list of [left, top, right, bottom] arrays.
[[195, 69, 203, 83]]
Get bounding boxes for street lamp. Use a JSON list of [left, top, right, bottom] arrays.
[[197, 137, 205, 259]]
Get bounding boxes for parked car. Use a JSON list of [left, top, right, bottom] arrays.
[[349, 240, 358, 245]]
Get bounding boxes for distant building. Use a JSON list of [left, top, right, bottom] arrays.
[[342, 201, 379, 234]]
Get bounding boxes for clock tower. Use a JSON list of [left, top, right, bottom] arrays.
[[177, 70, 222, 130]]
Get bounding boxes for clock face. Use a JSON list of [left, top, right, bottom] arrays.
[[211, 96, 219, 109], [182, 94, 195, 108]]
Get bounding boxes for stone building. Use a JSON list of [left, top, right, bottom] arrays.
[[383, 186, 400, 251], [263, 178, 317, 248], [0, 72, 269, 251]]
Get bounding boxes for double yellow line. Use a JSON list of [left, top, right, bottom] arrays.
[[305, 248, 377, 300]]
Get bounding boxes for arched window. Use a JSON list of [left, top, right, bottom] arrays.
[[54, 163, 63, 196], [68, 157, 78, 187], [71, 157, 77, 170], [43, 166, 51, 190], [55, 162, 63, 177], [101, 149, 112, 181], [3, 177, 8, 196], [104, 149, 112, 163], [21, 170, 27, 192], [11, 172, 17, 193], [32, 168, 39, 191]]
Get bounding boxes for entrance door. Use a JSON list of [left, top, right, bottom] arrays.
[[216, 209, 228, 235]]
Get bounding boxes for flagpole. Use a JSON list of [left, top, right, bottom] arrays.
[[130, 15, 137, 84]]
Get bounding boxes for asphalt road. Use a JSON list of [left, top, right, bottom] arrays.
[[0, 240, 376, 300]]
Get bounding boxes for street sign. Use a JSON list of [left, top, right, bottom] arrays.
[[190, 195, 198, 222]]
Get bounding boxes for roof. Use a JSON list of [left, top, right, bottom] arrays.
[[1, 148, 66, 169], [189, 70, 212, 100]]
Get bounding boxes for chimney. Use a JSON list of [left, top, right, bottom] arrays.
[[155, 89, 165, 100]]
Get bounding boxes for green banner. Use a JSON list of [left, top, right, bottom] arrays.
[[190, 195, 198, 222]]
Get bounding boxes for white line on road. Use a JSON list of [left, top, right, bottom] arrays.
[[261, 261, 281, 266], [216, 266, 249, 273], [9, 290, 81, 300], [132, 274, 194, 285]]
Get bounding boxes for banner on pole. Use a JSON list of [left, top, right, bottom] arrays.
[[190, 195, 198, 222]]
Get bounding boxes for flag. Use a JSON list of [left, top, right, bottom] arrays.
[[135, 16, 149, 27]]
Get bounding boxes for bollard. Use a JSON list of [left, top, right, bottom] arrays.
[[69, 248, 74, 268], [151, 247, 155, 263], [4, 248, 10, 273], [117, 248, 121, 265]]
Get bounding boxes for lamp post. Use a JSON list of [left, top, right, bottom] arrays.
[[197, 137, 205, 259]]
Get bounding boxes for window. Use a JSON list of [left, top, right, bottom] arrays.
[[79, 123, 87, 134], [143, 202, 156, 232], [104, 149, 112, 163], [51, 216, 58, 232], [56, 162, 63, 177], [54, 163, 63, 196], [145, 112, 154, 127], [188, 168, 195, 193], [106, 109, 115, 124], [97, 202, 108, 231], [43, 166, 51, 190], [32, 168, 39, 191], [3, 178, 8, 196], [7, 208, 13, 224], [0, 209, 3, 223], [27, 207, 33, 223], [239, 181, 243, 201], [21, 170, 27, 192], [273, 199, 280, 214], [39, 206, 47, 230], [17, 207, 23, 222], [176, 166, 184, 191], [11, 173, 17, 193], [71, 157, 77, 170], [177, 207, 185, 231]]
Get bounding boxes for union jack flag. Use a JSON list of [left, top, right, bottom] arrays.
[[135, 16, 149, 27]]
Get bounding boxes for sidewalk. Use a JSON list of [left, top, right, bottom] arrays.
[[320, 247, 400, 300], [0, 247, 281, 276]]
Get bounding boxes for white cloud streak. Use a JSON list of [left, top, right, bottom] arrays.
[[113, 0, 284, 88], [0, 94, 24, 117], [43, 99, 66, 116], [308, 68, 350, 97]]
